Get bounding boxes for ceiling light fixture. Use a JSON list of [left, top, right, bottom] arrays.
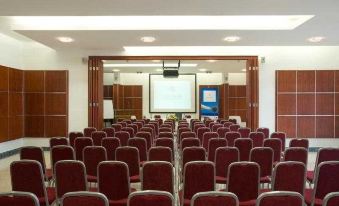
[[241, 69, 246, 72], [206, 60, 217, 63], [152, 60, 161, 62], [155, 69, 163, 72], [112, 69, 120, 72], [307, 36, 325, 43], [104, 63, 197, 67], [140, 36, 156, 43], [56, 36, 74, 43], [199, 68, 207, 72], [223, 36, 241, 42]]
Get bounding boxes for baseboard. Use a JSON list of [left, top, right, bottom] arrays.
[[0, 147, 50, 160]]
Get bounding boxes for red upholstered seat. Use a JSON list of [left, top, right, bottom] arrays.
[[51, 146, 75, 173], [234, 138, 253, 161], [182, 147, 206, 168], [212, 124, 223, 132], [289, 138, 309, 149], [127, 124, 138, 134], [69, 132, 84, 148], [180, 131, 196, 142], [202, 132, 219, 151], [128, 138, 148, 162], [270, 132, 286, 152], [238, 127, 251, 138], [115, 131, 130, 146], [191, 191, 238, 206], [159, 127, 172, 133], [61, 192, 109, 206], [250, 147, 273, 184], [112, 124, 123, 132], [128, 191, 174, 206], [158, 132, 174, 139], [263, 138, 282, 164], [284, 147, 308, 166], [257, 191, 304, 206], [207, 138, 227, 162], [102, 127, 115, 137], [121, 127, 135, 138], [142, 161, 174, 194], [225, 132, 241, 147], [323, 192, 339, 206], [148, 147, 173, 163], [102, 137, 121, 160], [50, 137, 68, 148], [249, 132, 265, 147], [181, 138, 200, 151], [216, 127, 230, 139], [0, 192, 39, 206], [140, 127, 155, 143], [223, 121, 233, 128], [256, 127, 270, 139], [197, 127, 210, 143], [91, 131, 107, 146], [74, 137, 93, 161], [229, 124, 240, 132], [214, 147, 239, 184], [116, 146, 140, 183], [178, 128, 192, 141], [83, 146, 107, 183], [84, 127, 97, 137], [136, 131, 153, 149]]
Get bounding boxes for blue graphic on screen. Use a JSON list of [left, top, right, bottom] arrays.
[[200, 88, 219, 116]]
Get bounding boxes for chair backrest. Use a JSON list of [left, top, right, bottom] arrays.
[[0, 192, 39, 206], [115, 131, 130, 146], [127, 124, 138, 134], [191, 191, 239, 206], [158, 132, 174, 139], [55, 160, 88, 199], [202, 132, 219, 151], [205, 119, 214, 128], [61, 191, 109, 206], [84, 127, 97, 137], [229, 124, 240, 132], [123, 119, 132, 124], [225, 132, 241, 147], [215, 147, 239, 179], [122, 127, 135, 138], [234, 138, 253, 161], [148, 122, 159, 136], [208, 138, 227, 162], [256, 191, 304, 206], [159, 128, 172, 133], [178, 128, 192, 139], [148, 147, 173, 163], [289, 138, 309, 149], [128, 191, 174, 206], [83, 146, 107, 177], [283, 147, 308, 166], [142, 161, 174, 194], [50, 137, 68, 148], [51, 145, 75, 172], [197, 127, 211, 142], [20, 146, 46, 174], [249, 132, 265, 147], [136, 131, 152, 150], [212, 124, 223, 132], [227, 162, 260, 202], [10, 160, 48, 204], [74, 137, 93, 161], [101, 137, 120, 160], [238, 127, 251, 138], [216, 127, 230, 138], [263, 138, 282, 163], [181, 131, 196, 142], [161, 124, 172, 129], [250, 147, 273, 178], [91, 131, 107, 146], [140, 127, 154, 141], [270, 132, 286, 151], [116, 146, 140, 177], [181, 138, 201, 151], [256, 127, 270, 139], [315, 148, 339, 167], [155, 138, 174, 155], [128, 138, 147, 162], [182, 147, 206, 168], [133, 122, 143, 131], [272, 161, 306, 195], [178, 124, 189, 130], [323, 192, 339, 206], [69, 132, 84, 148], [183, 161, 215, 201], [118, 121, 127, 128], [223, 121, 233, 128], [98, 161, 131, 201], [102, 127, 115, 137], [194, 124, 206, 134], [112, 124, 122, 132]]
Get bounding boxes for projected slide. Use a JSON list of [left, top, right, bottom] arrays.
[[150, 74, 196, 113]]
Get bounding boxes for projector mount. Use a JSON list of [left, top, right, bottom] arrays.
[[162, 60, 180, 77]]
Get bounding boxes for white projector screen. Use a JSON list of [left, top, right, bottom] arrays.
[[150, 74, 196, 113]]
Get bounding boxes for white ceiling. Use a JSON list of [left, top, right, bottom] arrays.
[[0, 0, 338, 50]]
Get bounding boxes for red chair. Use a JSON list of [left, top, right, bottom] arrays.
[[215, 147, 239, 185], [161, 124, 172, 129], [149, 121, 159, 136], [270, 132, 286, 152], [102, 127, 115, 137], [208, 138, 227, 162], [143, 119, 150, 124], [191, 191, 239, 206], [289, 138, 309, 149], [140, 127, 155, 142], [238, 127, 251, 138], [133, 122, 143, 131], [256, 127, 270, 139], [229, 124, 240, 132], [74, 137, 93, 161], [127, 124, 138, 134], [136, 131, 153, 150], [118, 122, 127, 128], [182, 147, 206, 168], [123, 119, 132, 124], [91, 131, 107, 146], [141, 161, 174, 194], [0, 191, 39, 206], [250, 147, 273, 184], [128, 191, 174, 206], [98, 161, 132, 206], [225, 132, 241, 147], [159, 127, 172, 133], [84, 127, 97, 137], [50, 137, 68, 148], [194, 124, 206, 134], [116, 147, 140, 183], [102, 137, 121, 160], [51, 146, 75, 173], [178, 127, 191, 138], [181, 138, 200, 151], [323, 192, 339, 206], [122, 127, 135, 138], [217, 127, 230, 138], [283, 147, 308, 166], [234, 138, 253, 161], [205, 119, 214, 128], [178, 124, 189, 130], [148, 147, 173, 163], [256, 191, 304, 206], [55, 160, 88, 200], [305, 161, 339, 206], [155, 138, 174, 160], [209, 122, 217, 130], [248, 132, 264, 147], [223, 121, 233, 128], [263, 138, 282, 165], [115, 131, 130, 146], [212, 124, 223, 132], [180, 132, 196, 144], [62, 191, 108, 206], [228, 119, 237, 124], [112, 124, 122, 132], [11, 160, 56, 206], [227, 162, 260, 206], [196, 127, 210, 143], [83, 146, 107, 183], [158, 132, 174, 139], [180, 161, 215, 206], [69, 132, 84, 148], [128, 138, 148, 163], [271, 161, 306, 196], [202, 132, 219, 151]]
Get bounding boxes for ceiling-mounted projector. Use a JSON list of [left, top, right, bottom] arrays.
[[162, 60, 180, 78]]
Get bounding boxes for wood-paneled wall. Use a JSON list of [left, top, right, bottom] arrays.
[[276, 70, 339, 138], [228, 85, 247, 122]]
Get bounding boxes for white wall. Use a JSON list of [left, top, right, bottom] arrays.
[[0, 33, 24, 68], [228, 73, 246, 85]]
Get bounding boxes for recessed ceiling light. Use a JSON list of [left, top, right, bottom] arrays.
[[152, 60, 161, 62], [155, 69, 163, 72], [199, 68, 207, 72], [140, 36, 156, 43], [241, 69, 246, 72], [112, 69, 120, 72], [206, 60, 217, 63], [104, 63, 197, 67], [307, 36, 325, 43], [56, 36, 74, 43], [223, 36, 241, 42]]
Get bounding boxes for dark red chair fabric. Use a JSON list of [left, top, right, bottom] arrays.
[[212, 124, 223, 132], [127, 124, 138, 134], [50, 137, 68, 148], [115, 131, 130, 146], [250, 147, 273, 183], [229, 124, 240, 132], [135, 131, 152, 150], [182, 147, 206, 168], [207, 138, 227, 162], [112, 124, 123, 132], [323, 192, 339, 206], [238, 127, 251, 138], [257, 191, 303, 206], [158, 132, 174, 139], [69, 132, 84, 148], [102, 127, 115, 137], [159, 127, 172, 133], [194, 124, 206, 134], [289, 138, 309, 149], [84, 127, 97, 137], [191, 191, 238, 206], [208, 122, 217, 130], [180, 132, 196, 144], [178, 128, 192, 141], [223, 121, 233, 128], [122, 127, 135, 138], [202, 132, 219, 151], [270, 132, 286, 152], [148, 147, 173, 163], [142, 161, 174, 194], [61, 192, 109, 206], [0, 192, 39, 206], [133, 122, 143, 131], [225, 132, 241, 147], [98, 161, 131, 205], [216, 127, 230, 138], [284, 147, 308, 166], [116, 147, 140, 183], [228, 119, 237, 124], [74, 137, 93, 161], [128, 138, 148, 163], [256, 127, 270, 139], [181, 138, 200, 151], [227, 162, 259, 206], [140, 127, 155, 143], [91, 131, 107, 146], [128, 191, 174, 206], [178, 124, 189, 130], [263, 138, 282, 164], [11, 160, 56, 206], [123, 119, 132, 124], [102, 137, 121, 161], [234, 138, 253, 161], [272, 161, 306, 195], [51, 146, 75, 173], [83, 146, 107, 183], [215, 147, 239, 184], [160, 124, 172, 129], [248, 132, 265, 147], [148, 121, 159, 136], [55, 160, 87, 199], [190, 119, 201, 129], [118, 122, 127, 128], [204, 119, 214, 128], [155, 138, 174, 160]]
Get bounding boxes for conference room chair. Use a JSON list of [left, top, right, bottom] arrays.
[[11, 160, 56, 206], [214, 147, 239, 185], [140, 127, 155, 142], [178, 124, 189, 130], [128, 191, 174, 206], [305, 161, 339, 206], [209, 122, 218, 130], [178, 128, 192, 141], [191, 191, 239, 206], [204, 119, 214, 128], [159, 127, 172, 133], [0, 191, 39, 206], [55, 160, 88, 202], [263, 138, 282, 165], [141, 161, 174, 194], [98, 161, 133, 206], [197, 127, 211, 143], [20, 146, 53, 182], [101, 137, 121, 161], [216, 127, 230, 139], [212, 124, 223, 132], [84, 127, 97, 137], [289, 138, 309, 149], [270, 132, 286, 152], [229, 124, 240, 132], [74, 137, 93, 161], [238, 127, 251, 138], [91, 131, 107, 146], [161, 124, 172, 129], [250, 147, 273, 185], [149, 121, 160, 136], [116, 146, 141, 183], [190, 119, 201, 129], [323, 192, 339, 206], [219, 120, 228, 124], [69, 132, 84, 148], [194, 124, 206, 134], [112, 124, 123, 132], [283, 147, 308, 166], [181, 138, 200, 151], [50, 137, 68, 148], [180, 132, 196, 144], [234, 138, 253, 161], [122, 127, 135, 139], [223, 121, 234, 128], [122, 119, 132, 125], [182, 147, 206, 169], [128, 138, 148, 163], [228, 119, 237, 124], [133, 122, 143, 131], [118, 121, 127, 128], [207, 138, 227, 162], [83, 146, 107, 183], [51, 146, 75, 174], [146, 123, 157, 136], [180, 161, 215, 206], [225, 132, 241, 147], [127, 124, 138, 134], [148, 147, 173, 164], [248, 132, 265, 148], [256, 127, 270, 139], [256, 191, 304, 206], [155, 138, 175, 160], [102, 127, 115, 137], [115, 131, 130, 146], [61, 191, 108, 206], [143, 118, 150, 124], [158, 131, 174, 139], [226, 162, 260, 206]]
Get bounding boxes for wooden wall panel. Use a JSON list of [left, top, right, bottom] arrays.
[[0, 66, 9, 91], [297, 71, 315, 92], [316, 117, 334, 138], [25, 116, 45, 137], [336, 117, 339, 138], [24, 71, 44, 92], [8, 117, 24, 140], [277, 71, 296, 92], [277, 116, 296, 138], [9, 69, 23, 92], [336, 71, 339, 92], [336, 94, 339, 115], [316, 71, 335, 92], [0, 117, 8, 142], [297, 116, 315, 138], [277, 94, 296, 115], [297, 94, 315, 115], [9, 93, 23, 116], [45, 94, 67, 115], [45, 116, 67, 137], [0, 93, 9, 116], [316, 94, 334, 115], [45, 71, 67, 92], [25, 93, 44, 115]]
